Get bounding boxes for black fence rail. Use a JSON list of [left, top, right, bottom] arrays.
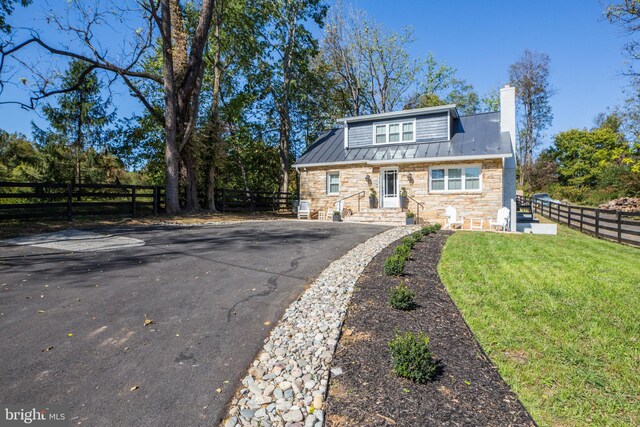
[[0, 182, 164, 221], [516, 195, 640, 247], [214, 189, 294, 213]]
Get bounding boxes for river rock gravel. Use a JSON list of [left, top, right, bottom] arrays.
[[221, 226, 419, 427]]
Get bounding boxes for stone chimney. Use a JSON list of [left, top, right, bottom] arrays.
[[500, 85, 516, 154]]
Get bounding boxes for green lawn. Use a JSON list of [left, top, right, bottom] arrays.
[[438, 226, 640, 427]]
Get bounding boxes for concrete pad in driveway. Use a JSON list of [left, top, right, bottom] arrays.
[[0, 221, 388, 426]]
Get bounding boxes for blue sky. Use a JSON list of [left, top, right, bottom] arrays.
[[0, 0, 633, 146]]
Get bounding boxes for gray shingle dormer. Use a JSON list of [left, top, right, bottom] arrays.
[[341, 105, 457, 149]]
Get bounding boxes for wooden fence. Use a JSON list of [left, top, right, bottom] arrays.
[[0, 182, 295, 221], [0, 182, 164, 221], [516, 195, 640, 247], [214, 189, 294, 212]]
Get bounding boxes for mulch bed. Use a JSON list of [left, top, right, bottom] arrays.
[[325, 231, 536, 427]]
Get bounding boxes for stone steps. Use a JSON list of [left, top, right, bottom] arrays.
[[342, 208, 421, 225]]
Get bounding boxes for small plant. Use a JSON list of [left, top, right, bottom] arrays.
[[394, 244, 412, 260], [389, 282, 415, 310], [384, 254, 405, 276], [400, 187, 408, 197], [420, 224, 441, 236], [402, 236, 419, 248], [406, 211, 414, 218], [369, 187, 377, 197], [388, 331, 437, 384], [333, 210, 341, 216], [411, 231, 422, 242]]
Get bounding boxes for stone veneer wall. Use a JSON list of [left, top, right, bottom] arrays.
[[298, 159, 504, 227]]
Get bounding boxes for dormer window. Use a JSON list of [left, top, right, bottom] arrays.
[[373, 119, 416, 144]]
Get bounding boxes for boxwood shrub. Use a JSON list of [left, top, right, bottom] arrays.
[[389, 282, 415, 310], [384, 254, 405, 276], [388, 331, 437, 384], [401, 236, 416, 248], [394, 244, 412, 260]]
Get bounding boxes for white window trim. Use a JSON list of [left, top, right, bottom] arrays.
[[428, 164, 483, 193], [326, 171, 340, 195], [372, 118, 416, 145]]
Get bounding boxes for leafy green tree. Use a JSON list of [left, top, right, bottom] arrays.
[[405, 53, 482, 115], [552, 125, 632, 187], [32, 60, 114, 185], [253, 0, 328, 194], [0, 130, 41, 181]]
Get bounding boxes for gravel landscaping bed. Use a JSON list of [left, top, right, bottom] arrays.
[[221, 226, 420, 427], [325, 231, 536, 427]]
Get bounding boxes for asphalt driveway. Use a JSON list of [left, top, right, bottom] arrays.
[[0, 220, 388, 426]]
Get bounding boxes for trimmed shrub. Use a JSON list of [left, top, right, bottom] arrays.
[[401, 236, 416, 248], [394, 244, 412, 260], [388, 331, 437, 384], [411, 231, 423, 242], [420, 224, 441, 236], [384, 254, 405, 276], [389, 282, 415, 310]]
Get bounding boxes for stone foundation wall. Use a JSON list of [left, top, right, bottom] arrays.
[[298, 159, 504, 228]]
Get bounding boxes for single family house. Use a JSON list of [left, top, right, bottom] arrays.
[[294, 85, 518, 229]]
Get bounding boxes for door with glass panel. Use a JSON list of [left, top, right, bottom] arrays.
[[380, 168, 398, 208]]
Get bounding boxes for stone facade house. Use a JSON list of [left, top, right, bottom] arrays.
[[294, 86, 518, 228]]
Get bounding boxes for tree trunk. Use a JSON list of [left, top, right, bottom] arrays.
[[204, 3, 223, 213], [183, 143, 200, 211], [278, 112, 291, 198], [206, 160, 217, 211], [160, 0, 181, 214]]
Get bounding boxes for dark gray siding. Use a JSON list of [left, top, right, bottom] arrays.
[[348, 121, 372, 147], [347, 112, 449, 147], [416, 112, 448, 142]]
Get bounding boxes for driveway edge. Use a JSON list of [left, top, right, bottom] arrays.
[[221, 226, 420, 427]]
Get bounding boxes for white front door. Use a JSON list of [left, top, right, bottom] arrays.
[[381, 168, 398, 208]]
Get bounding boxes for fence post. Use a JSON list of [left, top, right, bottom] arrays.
[[131, 186, 137, 218], [617, 211, 622, 244], [66, 183, 73, 221], [153, 185, 159, 216], [568, 206, 571, 228], [580, 207, 584, 232], [595, 209, 600, 238]]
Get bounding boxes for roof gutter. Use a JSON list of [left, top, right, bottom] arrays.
[[293, 153, 512, 169], [337, 104, 459, 124]]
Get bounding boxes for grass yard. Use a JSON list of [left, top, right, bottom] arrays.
[[438, 226, 640, 426]]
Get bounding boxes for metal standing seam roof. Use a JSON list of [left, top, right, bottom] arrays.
[[295, 112, 513, 166]]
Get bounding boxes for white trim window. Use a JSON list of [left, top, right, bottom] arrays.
[[326, 171, 340, 195], [373, 119, 416, 144], [429, 165, 482, 192]]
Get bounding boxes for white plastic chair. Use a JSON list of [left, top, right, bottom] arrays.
[[489, 207, 510, 231], [444, 206, 464, 230], [297, 200, 311, 220]]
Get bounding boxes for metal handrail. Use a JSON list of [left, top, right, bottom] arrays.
[[336, 191, 366, 212], [406, 195, 424, 224]]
